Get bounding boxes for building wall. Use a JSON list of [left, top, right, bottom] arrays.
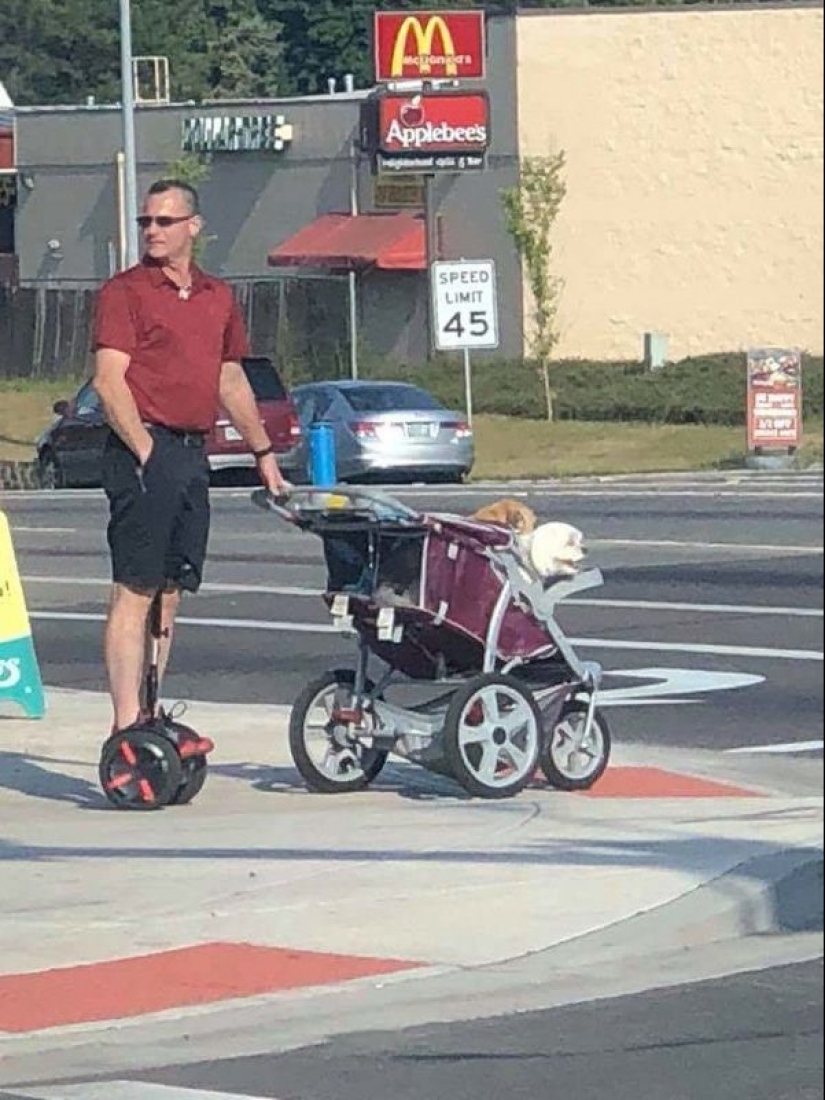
[[516, 4, 824, 360]]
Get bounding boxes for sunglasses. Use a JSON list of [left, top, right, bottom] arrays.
[[136, 214, 193, 229]]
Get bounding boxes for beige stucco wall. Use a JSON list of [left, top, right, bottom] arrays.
[[516, 5, 824, 360]]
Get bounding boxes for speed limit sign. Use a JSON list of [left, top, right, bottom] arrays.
[[431, 260, 500, 352]]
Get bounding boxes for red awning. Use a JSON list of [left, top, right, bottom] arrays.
[[267, 213, 426, 273]]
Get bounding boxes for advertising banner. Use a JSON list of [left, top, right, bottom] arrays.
[[746, 348, 803, 451], [374, 11, 486, 83], [0, 511, 46, 718], [375, 92, 489, 174]]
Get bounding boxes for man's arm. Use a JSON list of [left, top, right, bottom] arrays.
[[94, 348, 154, 465], [219, 360, 289, 493]]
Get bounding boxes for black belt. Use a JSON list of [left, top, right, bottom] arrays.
[[144, 422, 206, 448]]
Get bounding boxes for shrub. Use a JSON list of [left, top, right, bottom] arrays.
[[354, 352, 824, 426]]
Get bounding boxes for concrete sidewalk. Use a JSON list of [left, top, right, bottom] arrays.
[[0, 688, 822, 1044]]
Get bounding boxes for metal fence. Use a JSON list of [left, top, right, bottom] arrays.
[[0, 277, 350, 382]]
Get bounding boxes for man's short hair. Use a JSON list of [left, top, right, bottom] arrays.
[[148, 178, 200, 216]]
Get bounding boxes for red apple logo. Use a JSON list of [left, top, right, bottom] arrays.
[[400, 96, 425, 127]]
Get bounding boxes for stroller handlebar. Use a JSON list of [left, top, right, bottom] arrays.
[[251, 485, 424, 531]]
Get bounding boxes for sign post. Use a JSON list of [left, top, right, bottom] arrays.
[[431, 259, 499, 426], [0, 512, 46, 718], [746, 348, 803, 455]]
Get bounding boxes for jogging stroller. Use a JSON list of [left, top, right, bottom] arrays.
[[254, 487, 611, 800]]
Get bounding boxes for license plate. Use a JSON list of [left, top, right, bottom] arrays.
[[406, 422, 434, 439], [223, 425, 243, 442]]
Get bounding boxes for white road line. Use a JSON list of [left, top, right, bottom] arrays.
[[8, 526, 78, 534], [726, 741, 824, 755], [571, 638, 823, 662], [15, 1084, 272, 1099], [27, 610, 823, 660], [29, 611, 339, 634], [591, 538, 823, 554], [568, 597, 823, 618], [19, 576, 825, 619], [22, 575, 324, 599]]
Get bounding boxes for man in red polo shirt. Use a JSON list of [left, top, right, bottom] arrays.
[[93, 178, 288, 735]]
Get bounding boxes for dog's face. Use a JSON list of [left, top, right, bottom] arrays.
[[471, 499, 537, 536], [525, 522, 586, 578]]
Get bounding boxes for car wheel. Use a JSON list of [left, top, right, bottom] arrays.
[[38, 451, 67, 490]]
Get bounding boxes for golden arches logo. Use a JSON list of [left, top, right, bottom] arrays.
[[391, 16, 458, 78]]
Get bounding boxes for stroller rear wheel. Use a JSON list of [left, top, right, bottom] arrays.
[[540, 701, 611, 791], [289, 670, 389, 794], [99, 724, 183, 810], [443, 673, 541, 800]]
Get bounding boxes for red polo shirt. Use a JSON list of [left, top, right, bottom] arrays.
[[93, 258, 249, 432]]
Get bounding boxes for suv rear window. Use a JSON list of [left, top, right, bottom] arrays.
[[242, 357, 287, 402]]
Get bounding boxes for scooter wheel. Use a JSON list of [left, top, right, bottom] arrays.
[[162, 719, 210, 806], [99, 725, 183, 811], [171, 756, 209, 805]]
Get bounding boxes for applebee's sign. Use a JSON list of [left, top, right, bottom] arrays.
[[375, 92, 489, 173]]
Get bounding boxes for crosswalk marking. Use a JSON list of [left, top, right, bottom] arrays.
[[15, 1083, 275, 1099]]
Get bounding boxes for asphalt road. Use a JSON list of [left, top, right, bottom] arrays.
[[5, 960, 822, 1100], [137, 960, 825, 1100], [2, 471, 823, 757]]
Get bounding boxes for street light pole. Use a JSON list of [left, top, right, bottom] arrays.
[[119, 0, 139, 267]]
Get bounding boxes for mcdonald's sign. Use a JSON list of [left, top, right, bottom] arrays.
[[374, 11, 486, 83]]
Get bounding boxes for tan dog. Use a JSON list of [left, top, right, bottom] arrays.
[[471, 499, 537, 536]]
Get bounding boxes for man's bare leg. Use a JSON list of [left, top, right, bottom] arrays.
[[154, 586, 182, 695], [105, 583, 155, 731]]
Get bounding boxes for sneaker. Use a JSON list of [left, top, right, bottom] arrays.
[[178, 733, 215, 759]]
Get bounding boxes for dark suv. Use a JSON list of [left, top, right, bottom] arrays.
[[36, 357, 302, 489]]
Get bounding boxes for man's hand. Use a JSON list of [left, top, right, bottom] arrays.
[[136, 434, 154, 467], [257, 452, 291, 498]]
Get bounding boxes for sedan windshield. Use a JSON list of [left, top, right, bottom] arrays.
[[342, 386, 443, 414]]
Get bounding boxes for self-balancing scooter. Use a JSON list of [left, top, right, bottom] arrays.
[[99, 591, 213, 810]]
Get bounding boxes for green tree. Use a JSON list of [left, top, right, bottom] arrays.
[[0, 0, 119, 105], [0, 0, 285, 106], [133, 0, 285, 102], [206, 4, 285, 99], [501, 151, 567, 421]]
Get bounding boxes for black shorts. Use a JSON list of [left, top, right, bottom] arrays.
[[102, 427, 211, 593]]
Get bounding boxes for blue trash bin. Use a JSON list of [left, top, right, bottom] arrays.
[[308, 421, 337, 487]]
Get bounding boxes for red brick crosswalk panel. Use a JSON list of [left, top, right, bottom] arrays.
[[0, 943, 422, 1034]]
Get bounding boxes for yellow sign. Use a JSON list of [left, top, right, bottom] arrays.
[[0, 512, 31, 641], [0, 511, 46, 718], [391, 16, 458, 78]]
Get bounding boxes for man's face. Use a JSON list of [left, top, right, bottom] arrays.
[[139, 188, 201, 265]]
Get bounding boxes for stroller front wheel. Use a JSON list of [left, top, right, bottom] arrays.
[[289, 670, 389, 794], [541, 701, 612, 791]]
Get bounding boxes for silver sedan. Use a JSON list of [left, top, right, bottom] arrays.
[[291, 381, 474, 484]]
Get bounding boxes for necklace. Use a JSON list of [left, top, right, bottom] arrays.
[[178, 284, 192, 301]]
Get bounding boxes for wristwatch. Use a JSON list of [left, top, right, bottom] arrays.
[[253, 444, 275, 460]]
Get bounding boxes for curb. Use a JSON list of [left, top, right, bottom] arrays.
[[527, 846, 825, 968]]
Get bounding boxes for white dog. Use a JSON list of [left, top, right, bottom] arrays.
[[520, 521, 586, 579]]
